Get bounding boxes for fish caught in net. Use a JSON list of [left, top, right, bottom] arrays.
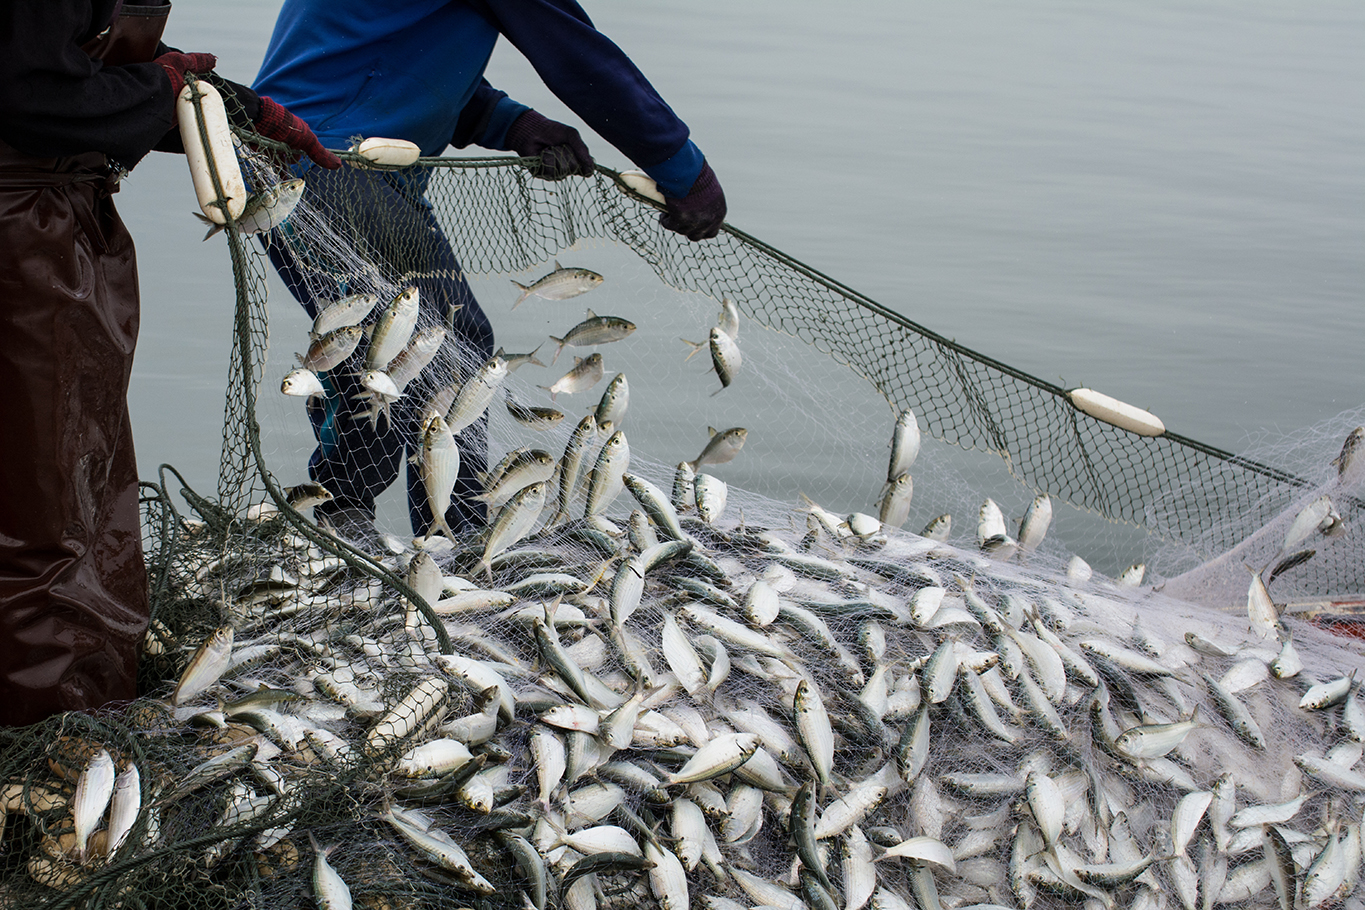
[[3, 82, 1363, 909]]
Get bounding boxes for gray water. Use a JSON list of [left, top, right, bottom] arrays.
[[120, 1, 1364, 556]]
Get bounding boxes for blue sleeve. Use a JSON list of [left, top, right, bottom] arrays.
[[464, 0, 704, 196], [452, 79, 530, 149]]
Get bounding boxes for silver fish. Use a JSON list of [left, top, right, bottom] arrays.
[[549, 309, 636, 363], [922, 513, 951, 541], [1017, 493, 1052, 553], [879, 472, 914, 528], [447, 354, 509, 434], [889, 409, 921, 481], [197, 177, 306, 240], [511, 261, 604, 309], [594, 372, 630, 433], [694, 473, 728, 524], [310, 834, 353, 910], [297, 325, 363, 373], [365, 286, 420, 372], [506, 395, 564, 431], [105, 763, 140, 859], [708, 326, 741, 393], [311, 291, 379, 339], [552, 415, 597, 524], [385, 325, 445, 394], [479, 481, 548, 577], [493, 343, 547, 372], [173, 624, 235, 705], [584, 431, 630, 518], [281, 368, 325, 400], [414, 414, 460, 541], [540, 352, 604, 400], [1331, 426, 1364, 482], [686, 426, 747, 472], [72, 749, 116, 863]]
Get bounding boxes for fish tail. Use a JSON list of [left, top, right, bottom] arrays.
[[526, 341, 547, 368], [193, 211, 224, 241], [680, 338, 706, 361], [549, 337, 566, 364], [510, 280, 531, 309]]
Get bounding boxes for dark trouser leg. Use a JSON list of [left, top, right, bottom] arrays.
[[0, 160, 148, 726], [266, 168, 493, 536]]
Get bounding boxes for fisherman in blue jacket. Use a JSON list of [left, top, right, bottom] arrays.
[[255, 0, 726, 543]]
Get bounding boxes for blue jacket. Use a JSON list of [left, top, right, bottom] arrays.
[[254, 0, 704, 197]]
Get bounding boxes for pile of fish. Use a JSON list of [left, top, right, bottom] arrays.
[[6, 441, 1364, 909]]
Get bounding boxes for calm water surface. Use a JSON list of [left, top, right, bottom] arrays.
[[121, 1, 1364, 535]]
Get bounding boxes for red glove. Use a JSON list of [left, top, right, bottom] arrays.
[[155, 51, 217, 98], [253, 97, 343, 170]]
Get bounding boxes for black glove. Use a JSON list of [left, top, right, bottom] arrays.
[[504, 110, 594, 180], [660, 161, 726, 241]]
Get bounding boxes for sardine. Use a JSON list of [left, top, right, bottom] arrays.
[[511, 261, 604, 309], [549, 310, 636, 362], [540, 352, 604, 400]]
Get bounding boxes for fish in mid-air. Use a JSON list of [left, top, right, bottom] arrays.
[[511, 261, 604, 309]]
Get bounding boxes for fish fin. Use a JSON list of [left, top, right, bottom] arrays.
[[710, 385, 725, 398], [510, 280, 530, 309], [680, 338, 706, 361], [554, 260, 563, 270], [707, 427, 718, 437], [494, 346, 505, 359], [526, 341, 547, 367], [586, 308, 597, 319], [549, 336, 566, 364]]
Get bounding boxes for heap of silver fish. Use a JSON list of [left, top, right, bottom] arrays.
[[14, 268, 1364, 907], [9, 425, 1364, 908]]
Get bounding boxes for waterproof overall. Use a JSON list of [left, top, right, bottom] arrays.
[[0, 142, 148, 726], [0, 0, 170, 726]]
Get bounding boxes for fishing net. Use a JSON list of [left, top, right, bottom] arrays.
[[3, 75, 1364, 909]]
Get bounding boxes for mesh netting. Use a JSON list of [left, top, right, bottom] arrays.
[[4, 79, 1363, 909]]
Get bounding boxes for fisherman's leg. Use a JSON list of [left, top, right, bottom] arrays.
[[0, 162, 148, 726]]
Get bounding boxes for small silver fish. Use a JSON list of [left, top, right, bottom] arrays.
[[540, 352, 604, 400], [447, 353, 510, 434], [365, 286, 420, 372], [921, 514, 951, 541], [297, 325, 363, 373], [888, 410, 921, 481], [414, 414, 460, 541], [1332, 426, 1364, 483], [284, 482, 333, 511], [1017, 493, 1052, 553], [686, 426, 747, 472], [172, 624, 234, 705], [493, 343, 547, 372], [708, 326, 741, 393], [879, 473, 914, 529], [506, 394, 564, 431], [511, 261, 604, 309], [311, 292, 380, 339], [280, 368, 325, 400], [196, 177, 306, 240], [594, 372, 630, 433], [549, 309, 636, 363]]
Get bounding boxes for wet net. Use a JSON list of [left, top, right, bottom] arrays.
[[4, 76, 1364, 909]]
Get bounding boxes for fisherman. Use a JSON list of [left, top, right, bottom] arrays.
[[0, 1, 338, 726], [254, 0, 728, 543]]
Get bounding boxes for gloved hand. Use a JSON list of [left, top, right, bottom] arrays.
[[660, 161, 726, 241], [154, 50, 217, 98], [253, 97, 343, 170], [504, 110, 594, 180]]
